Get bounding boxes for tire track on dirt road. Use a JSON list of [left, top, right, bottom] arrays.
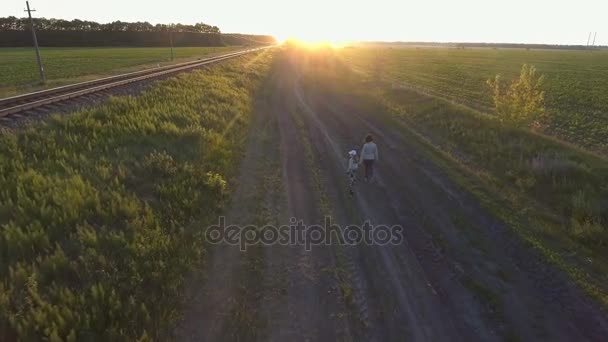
[[262, 54, 352, 341], [177, 52, 353, 341], [292, 73, 474, 341]]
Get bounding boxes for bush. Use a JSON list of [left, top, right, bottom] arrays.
[[487, 64, 546, 127]]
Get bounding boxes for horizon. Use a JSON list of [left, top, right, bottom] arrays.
[[2, 0, 606, 46]]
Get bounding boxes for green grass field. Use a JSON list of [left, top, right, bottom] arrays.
[[0, 50, 273, 341], [0, 46, 240, 97], [340, 47, 608, 154]]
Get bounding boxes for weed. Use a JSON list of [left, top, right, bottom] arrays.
[[487, 64, 546, 127]]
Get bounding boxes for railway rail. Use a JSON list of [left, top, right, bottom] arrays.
[[0, 46, 270, 118]]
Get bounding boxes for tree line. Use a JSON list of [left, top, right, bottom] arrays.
[[0, 16, 220, 33]]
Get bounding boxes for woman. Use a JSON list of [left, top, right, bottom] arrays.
[[359, 134, 378, 182]]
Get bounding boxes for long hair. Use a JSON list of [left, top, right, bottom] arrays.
[[365, 134, 373, 143]]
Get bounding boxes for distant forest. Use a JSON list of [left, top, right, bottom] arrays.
[[0, 16, 276, 47], [0, 16, 220, 33]]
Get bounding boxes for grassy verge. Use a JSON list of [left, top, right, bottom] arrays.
[[223, 62, 281, 340], [291, 96, 360, 335], [283, 49, 370, 336], [0, 46, 241, 98], [0, 50, 274, 340]]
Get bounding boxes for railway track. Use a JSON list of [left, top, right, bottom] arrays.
[[0, 47, 270, 119]]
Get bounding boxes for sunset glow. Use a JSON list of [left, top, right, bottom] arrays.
[[3, 0, 605, 45]]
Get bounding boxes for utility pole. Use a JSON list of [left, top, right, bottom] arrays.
[[25, 1, 46, 83], [587, 32, 592, 47], [169, 24, 174, 61], [592, 32, 597, 47]]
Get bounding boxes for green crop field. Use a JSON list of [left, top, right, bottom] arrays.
[[340, 47, 608, 154], [0, 46, 240, 97], [0, 50, 273, 340]]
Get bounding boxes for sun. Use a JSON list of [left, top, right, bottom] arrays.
[[274, 27, 351, 48], [277, 35, 349, 48]]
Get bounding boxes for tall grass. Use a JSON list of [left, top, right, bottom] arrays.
[[0, 51, 273, 340]]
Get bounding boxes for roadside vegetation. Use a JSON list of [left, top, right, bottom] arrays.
[[0, 46, 240, 97], [332, 46, 608, 307], [341, 47, 608, 154], [0, 50, 273, 340], [486, 64, 546, 127]]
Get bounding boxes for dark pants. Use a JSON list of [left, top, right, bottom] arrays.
[[363, 159, 374, 180], [347, 170, 357, 194]]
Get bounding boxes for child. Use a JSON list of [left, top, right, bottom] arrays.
[[346, 150, 359, 195]]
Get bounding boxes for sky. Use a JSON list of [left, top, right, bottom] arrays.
[[2, 0, 607, 45]]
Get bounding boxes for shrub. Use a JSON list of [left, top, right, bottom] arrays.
[[486, 64, 546, 127]]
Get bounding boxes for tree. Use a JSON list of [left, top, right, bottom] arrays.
[[0, 16, 19, 30], [0, 16, 222, 34], [486, 64, 546, 128]]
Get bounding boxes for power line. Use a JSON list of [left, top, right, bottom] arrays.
[[25, 1, 45, 83]]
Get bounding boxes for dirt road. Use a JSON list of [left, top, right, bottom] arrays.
[[175, 50, 608, 341]]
